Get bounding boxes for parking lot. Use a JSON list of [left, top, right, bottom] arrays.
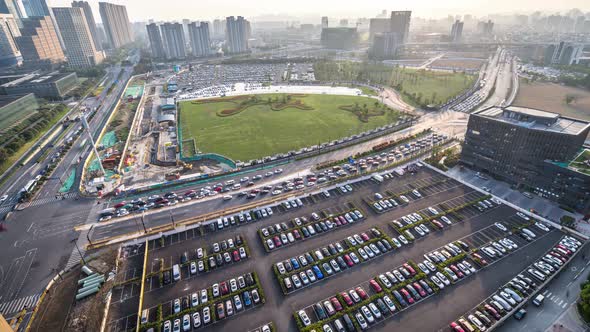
[[105, 165, 584, 332]]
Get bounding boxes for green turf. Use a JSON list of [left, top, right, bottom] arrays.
[[180, 93, 400, 161]]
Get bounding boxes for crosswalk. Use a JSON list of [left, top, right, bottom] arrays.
[[27, 192, 78, 208], [542, 289, 570, 309], [64, 227, 90, 271], [0, 293, 41, 317]]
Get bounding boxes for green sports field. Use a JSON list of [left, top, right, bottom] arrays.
[[179, 93, 401, 161]]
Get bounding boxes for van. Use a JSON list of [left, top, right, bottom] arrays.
[[232, 184, 241, 190], [173, 264, 181, 281], [141, 309, 149, 324], [533, 294, 545, 306]]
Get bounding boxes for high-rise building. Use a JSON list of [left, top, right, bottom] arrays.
[[544, 41, 585, 65], [369, 18, 390, 41], [52, 7, 104, 68], [339, 19, 348, 27], [181, 18, 190, 42], [321, 16, 328, 28], [188, 21, 210, 57], [21, 0, 48, 17], [225, 16, 249, 54], [98, 2, 133, 49], [461, 106, 590, 213], [450, 20, 464, 43], [0, 0, 26, 27], [370, 32, 398, 59], [146, 22, 165, 59], [72, 1, 102, 51], [390, 11, 411, 43], [477, 20, 494, 35], [320, 27, 358, 50], [0, 13, 21, 67], [212, 18, 225, 38], [15, 16, 65, 66], [160, 22, 186, 59]]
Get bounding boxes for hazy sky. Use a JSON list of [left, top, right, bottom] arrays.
[[48, 0, 590, 22]]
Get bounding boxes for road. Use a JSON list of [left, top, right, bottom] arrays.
[[0, 62, 136, 319]]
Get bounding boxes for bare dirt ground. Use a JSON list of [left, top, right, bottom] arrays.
[[513, 82, 590, 121]]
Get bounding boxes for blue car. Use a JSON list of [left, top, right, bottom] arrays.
[[312, 265, 324, 279], [243, 290, 252, 307], [392, 290, 408, 307], [290, 258, 300, 270]]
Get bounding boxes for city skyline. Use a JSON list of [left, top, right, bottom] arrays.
[[46, 0, 590, 22]]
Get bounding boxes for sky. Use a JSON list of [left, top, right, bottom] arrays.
[[48, 0, 590, 23]]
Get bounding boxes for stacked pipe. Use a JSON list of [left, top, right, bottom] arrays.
[[76, 266, 105, 300]]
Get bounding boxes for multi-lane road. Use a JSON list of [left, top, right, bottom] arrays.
[[0, 48, 519, 327]]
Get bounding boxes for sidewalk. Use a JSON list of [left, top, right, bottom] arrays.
[[546, 303, 590, 332]]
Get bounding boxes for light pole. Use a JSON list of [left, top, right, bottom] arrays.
[[86, 225, 94, 245]]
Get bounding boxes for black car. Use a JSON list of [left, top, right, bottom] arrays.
[[163, 270, 171, 284], [305, 253, 314, 263], [392, 290, 407, 307], [376, 298, 389, 315], [419, 280, 433, 294], [381, 239, 392, 251], [182, 296, 189, 310], [342, 313, 355, 332], [301, 227, 310, 238], [319, 222, 328, 232], [235, 235, 243, 245], [284, 261, 293, 272], [245, 273, 255, 286], [314, 223, 322, 233], [376, 241, 387, 253], [221, 240, 228, 251], [321, 247, 330, 258], [328, 244, 337, 255], [216, 254, 223, 266], [180, 252, 188, 264], [336, 256, 347, 269]]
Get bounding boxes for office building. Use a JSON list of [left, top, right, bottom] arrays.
[[370, 32, 398, 59], [52, 7, 103, 68], [21, 0, 48, 17], [225, 16, 249, 54], [160, 22, 186, 59], [212, 18, 224, 38], [15, 16, 65, 67], [0, 94, 38, 119], [98, 2, 133, 49], [544, 41, 585, 66], [477, 20, 494, 35], [320, 27, 358, 50], [146, 22, 165, 59], [0, 71, 78, 99], [72, 1, 102, 51], [339, 19, 348, 27], [450, 20, 463, 43], [0, 0, 25, 27], [461, 106, 590, 212], [369, 18, 390, 41], [0, 13, 21, 68], [188, 21, 210, 57], [390, 11, 411, 43], [321, 16, 328, 28]]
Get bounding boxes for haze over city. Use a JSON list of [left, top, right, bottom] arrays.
[[1, 0, 590, 332]]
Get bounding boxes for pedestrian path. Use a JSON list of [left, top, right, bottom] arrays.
[[0, 293, 41, 317], [542, 289, 570, 309], [28, 192, 78, 208]]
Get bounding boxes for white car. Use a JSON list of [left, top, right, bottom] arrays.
[[494, 222, 507, 232]]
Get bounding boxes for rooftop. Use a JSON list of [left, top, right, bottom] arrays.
[[1, 72, 76, 88], [475, 106, 590, 135], [0, 94, 34, 108], [551, 149, 590, 176]]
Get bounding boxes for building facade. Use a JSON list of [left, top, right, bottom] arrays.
[[16, 16, 65, 67], [0, 93, 38, 119], [369, 18, 390, 41], [98, 1, 133, 49], [0, 13, 21, 68], [146, 22, 165, 59], [320, 27, 358, 50], [72, 1, 102, 51], [188, 21, 210, 57], [450, 20, 463, 43], [21, 0, 48, 17], [321, 16, 328, 28], [461, 106, 590, 213], [160, 22, 186, 59], [0, 0, 26, 27], [225, 16, 248, 54], [370, 32, 398, 59], [52, 7, 104, 68], [390, 11, 411, 43], [544, 41, 585, 66]]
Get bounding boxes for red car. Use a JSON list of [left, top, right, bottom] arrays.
[[472, 253, 488, 266], [450, 265, 464, 278], [355, 287, 369, 300], [330, 297, 343, 311], [232, 250, 240, 262], [412, 282, 427, 297], [360, 233, 370, 241], [114, 202, 126, 209], [214, 186, 223, 192], [432, 220, 444, 229], [334, 218, 342, 226], [484, 304, 501, 319], [403, 263, 416, 276], [293, 230, 301, 240], [556, 245, 572, 255], [450, 322, 465, 332], [340, 292, 353, 306], [369, 279, 383, 293], [220, 282, 229, 295], [400, 288, 414, 304], [338, 216, 347, 224], [184, 190, 196, 196], [343, 254, 354, 267], [273, 236, 282, 247]]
